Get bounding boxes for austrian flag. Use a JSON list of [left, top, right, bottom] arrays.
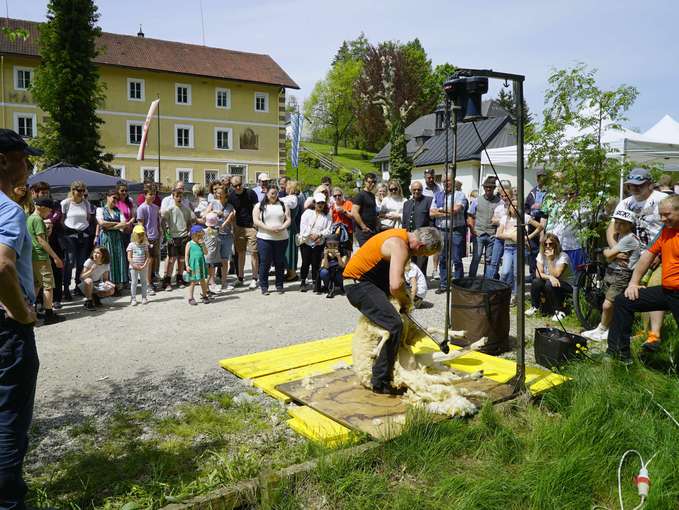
[[136, 99, 160, 161]]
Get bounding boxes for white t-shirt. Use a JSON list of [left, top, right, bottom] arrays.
[[500, 213, 531, 245], [614, 190, 666, 247], [61, 199, 90, 231], [380, 196, 405, 229], [160, 194, 191, 213], [421, 181, 443, 198], [83, 258, 110, 283], [299, 209, 333, 247], [255, 202, 289, 241], [405, 263, 428, 299], [537, 251, 574, 285]]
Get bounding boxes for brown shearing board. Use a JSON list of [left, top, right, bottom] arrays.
[[277, 368, 515, 440]]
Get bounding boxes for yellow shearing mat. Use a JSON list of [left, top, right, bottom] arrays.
[[286, 405, 355, 447]]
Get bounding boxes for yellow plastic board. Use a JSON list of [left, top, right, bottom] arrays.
[[218, 334, 352, 379], [286, 405, 354, 447], [254, 356, 353, 402]]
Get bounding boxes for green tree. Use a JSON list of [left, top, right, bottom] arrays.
[[529, 63, 638, 245], [332, 32, 370, 65], [304, 59, 363, 156], [495, 88, 535, 140], [389, 118, 411, 196], [31, 0, 109, 171]]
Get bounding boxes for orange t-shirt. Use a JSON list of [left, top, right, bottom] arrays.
[[331, 200, 353, 233], [343, 229, 408, 291], [648, 227, 679, 290]]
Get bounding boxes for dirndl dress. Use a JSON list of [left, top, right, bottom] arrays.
[[99, 207, 128, 284]]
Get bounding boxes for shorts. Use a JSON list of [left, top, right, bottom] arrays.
[[603, 267, 632, 302], [234, 225, 258, 254], [32, 259, 54, 290], [168, 236, 189, 258], [219, 233, 234, 261], [148, 238, 161, 260]]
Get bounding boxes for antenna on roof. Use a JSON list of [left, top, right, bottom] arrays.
[[137, 24, 144, 38], [199, 0, 206, 46]]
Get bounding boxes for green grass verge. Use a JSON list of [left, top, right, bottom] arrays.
[[303, 142, 378, 175], [270, 327, 679, 509], [27, 392, 319, 509]]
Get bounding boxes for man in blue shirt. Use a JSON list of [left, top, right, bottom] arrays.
[[0, 129, 41, 508]]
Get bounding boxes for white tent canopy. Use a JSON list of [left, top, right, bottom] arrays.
[[480, 115, 679, 190]]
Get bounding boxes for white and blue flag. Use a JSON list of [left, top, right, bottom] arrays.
[[290, 112, 304, 169]]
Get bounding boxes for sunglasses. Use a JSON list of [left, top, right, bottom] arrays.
[[544, 243, 555, 247], [389, 188, 398, 192], [74, 188, 86, 192], [333, 194, 342, 198], [233, 184, 243, 188]]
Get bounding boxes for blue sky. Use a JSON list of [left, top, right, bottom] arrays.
[[12, 0, 679, 131]]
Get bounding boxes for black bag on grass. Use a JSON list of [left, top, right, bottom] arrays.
[[450, 277, 511, 355]]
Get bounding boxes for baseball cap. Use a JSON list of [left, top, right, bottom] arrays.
[[313, 192, 327, 203], [624, 168, 651, 185], [258, 173, 271, 182], [612, 208, 636, 224], [132, 224, 146, 234], [535, 167, 547, 177], [424, 168, 435, 175], [190, 224, 204, 235], [0, 129, 43, 156]]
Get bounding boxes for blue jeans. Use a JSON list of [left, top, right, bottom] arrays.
[[500, 244, 518, 294], [257, 238, 287, 291], [439, 229, 465, 289], [469, 233, 495, 278], [0, 313, 39, 509], [320, 267, 343, 289], [484, 237, 505, 279], [63, 232, 90, 292]]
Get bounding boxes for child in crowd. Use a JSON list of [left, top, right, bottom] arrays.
[[127, 224, 150, 306], [81, 246, 116, 311], [185, 224, 210, 305], [203, 213, 221, 291], [582, 209, 641, 342], [405, 262, 428, 309], [28, 198, 65, 324], [319, 235, 347, 298]]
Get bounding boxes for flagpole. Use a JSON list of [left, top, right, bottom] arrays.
[[156, 93, 161, 185]]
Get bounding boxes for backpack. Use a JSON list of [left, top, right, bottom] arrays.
[[329, 222, 350, 244]]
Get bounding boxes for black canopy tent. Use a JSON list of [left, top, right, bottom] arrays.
[[28, 162, 144, 198]]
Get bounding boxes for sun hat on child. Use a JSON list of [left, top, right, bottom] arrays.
[[205, 212, 219, 227], [133, 224, 145, 234]]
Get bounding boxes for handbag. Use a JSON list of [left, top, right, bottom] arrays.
[[296, 214, 320, 246]]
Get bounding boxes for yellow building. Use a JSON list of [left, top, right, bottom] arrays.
[[0, 18, 299, 187]]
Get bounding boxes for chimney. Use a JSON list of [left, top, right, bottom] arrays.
[[137, 25, 144, 38]]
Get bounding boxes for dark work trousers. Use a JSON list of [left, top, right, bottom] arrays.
[[530, 278, 573, 314], [412, 255, 428, 275], [257, 238, 287, 291], [355, 229, 375, 247], [299, 244, 324, 289], [469, 233, 495, 278], [0, 312, 39, 510], [528, 238, 540, 281], [345, 280, 403, 387], [608, 286, 679, 359], [63, 232, 90, 294], [49, 238, 64, 304]]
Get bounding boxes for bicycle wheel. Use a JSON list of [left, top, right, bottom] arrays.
[[573, 269, 604, 330]]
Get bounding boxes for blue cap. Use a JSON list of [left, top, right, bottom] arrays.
[[190, 224, 204, 235], [624, 168, 651, 185]]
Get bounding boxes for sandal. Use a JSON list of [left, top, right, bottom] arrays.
[[188, 298, 197, 306], [201, 295, 210, 304]]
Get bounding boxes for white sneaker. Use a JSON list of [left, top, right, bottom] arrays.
[[226, 283, 235, 291], [582, 325, 608, 342], [130, 299, 138, 306], [525, 306, 538, 317], [142, 298, 148, 305], [432, 269, 440, 280], [551, 311, 566, 322], [248, 279, 258, 290]]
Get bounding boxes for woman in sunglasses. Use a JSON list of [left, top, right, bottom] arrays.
[[60, 180, 91, 300], [379, 180, 405, 230], [527, 233, 574, 321]]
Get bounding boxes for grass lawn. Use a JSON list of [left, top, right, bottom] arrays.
[[303, 142, 378, 175]]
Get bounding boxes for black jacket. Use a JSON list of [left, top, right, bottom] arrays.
[[402, 196, 433, 231]]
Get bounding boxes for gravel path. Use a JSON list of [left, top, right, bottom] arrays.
[[28, 257, 583, 469]]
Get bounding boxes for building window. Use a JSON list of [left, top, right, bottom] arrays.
[[216, 88, 231, 109], [205, 170, 219, 184], [175, 83, 191, 105], [175, 124, 194, 148], [254, 92, 269, 113], [127, 121, 144, 145], [228, 164, 246, 177], [14, 113, 37, 138], [177, 168, 193, 184], [214, 128, 232, 150], [111, 165, 126, 179], [14, 67, 33, 91], [141, 167, 159, 183], [127, 78, 145, 101]]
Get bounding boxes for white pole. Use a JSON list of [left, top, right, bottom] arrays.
[[620, 142, 626, 200]]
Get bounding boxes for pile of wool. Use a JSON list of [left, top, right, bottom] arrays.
[[351, 299, 486, 417]]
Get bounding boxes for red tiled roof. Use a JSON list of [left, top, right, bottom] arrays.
[[0, 18, 299, 89]]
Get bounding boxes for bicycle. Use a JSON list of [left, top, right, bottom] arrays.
[[572, 248, 607, 330]]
